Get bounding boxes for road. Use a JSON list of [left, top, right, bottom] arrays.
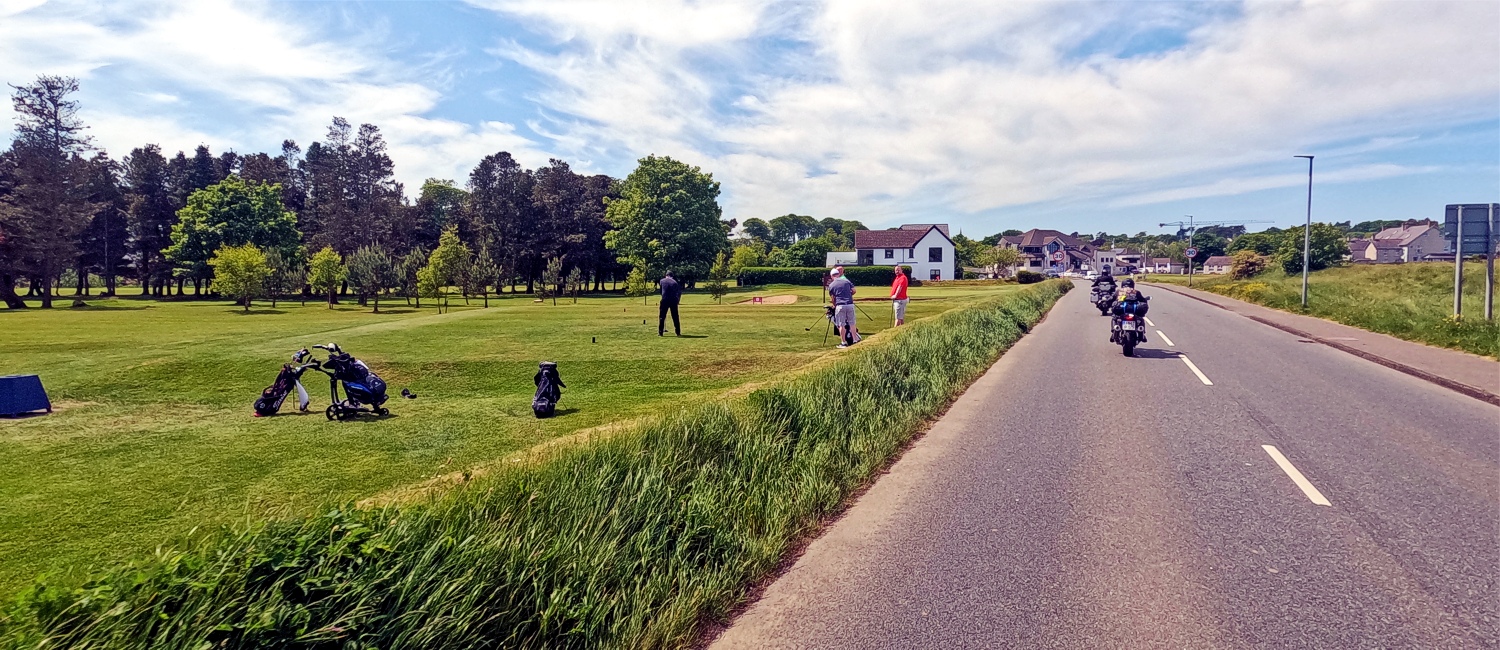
[[711, 282, 1499, 648]]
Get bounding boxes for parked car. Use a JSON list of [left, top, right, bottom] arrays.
[[1085, 270, 1099, 280]]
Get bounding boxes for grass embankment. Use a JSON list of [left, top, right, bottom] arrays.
[[0, 280, 1068, 649], [0, 284, 1008, 593], [1150, 262, 1499, 358]]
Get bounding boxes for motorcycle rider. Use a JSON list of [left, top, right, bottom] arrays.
[[1091, 269, 1115, 288], [1111, 278, 1148, 342]]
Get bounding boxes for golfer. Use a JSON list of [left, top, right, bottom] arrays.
[[890, 264, 909, 326], [658, 271, 682, 336], [827, 267, 859, 348]]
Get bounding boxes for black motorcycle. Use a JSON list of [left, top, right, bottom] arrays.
[[1091, 282, 1117, 315], [1109, 297, 1149, 356]]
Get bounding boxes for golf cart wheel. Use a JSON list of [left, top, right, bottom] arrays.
[[325, 405, 338, 421], [377, 408, 389, 417]]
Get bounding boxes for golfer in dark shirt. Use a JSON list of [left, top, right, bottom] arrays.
[[658, 271, 682, 336]]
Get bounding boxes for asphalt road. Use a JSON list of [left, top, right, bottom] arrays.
[[712, 282, 1499, 649]]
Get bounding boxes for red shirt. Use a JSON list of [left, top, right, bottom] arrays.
[[890, 272, 908, 300]]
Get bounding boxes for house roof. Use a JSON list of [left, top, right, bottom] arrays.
[[1371, 239, 1405, 250], [1203, 255, 1233, 267], [899, 223, 950, 237], [1373, 223, 1436, 246], [1347, 238, 1372, 254], [1011, 228, 1091, 250], [854, 224, 952, 249], [1151, 257, 1176, 265]]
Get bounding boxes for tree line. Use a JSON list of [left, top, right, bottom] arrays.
[[0, 76, 734, 309]]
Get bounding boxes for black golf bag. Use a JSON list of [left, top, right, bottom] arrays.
[[532, 361, 565, 418], [254, 349, 312, 416]]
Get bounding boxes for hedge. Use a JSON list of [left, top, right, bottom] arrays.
[[740, 265, 907, 286], [0, 280, 1070, 649]]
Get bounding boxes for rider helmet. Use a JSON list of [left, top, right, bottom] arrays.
[[1121, 279, 1135, 288]]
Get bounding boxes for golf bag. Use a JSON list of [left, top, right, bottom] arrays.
[[253, 349, 312, 416], [532, 361, 565, 418], [315, 344, 390, 420]]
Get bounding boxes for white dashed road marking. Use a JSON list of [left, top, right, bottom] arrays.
[[1144, 316, 1156, 327], [1262, 445, 1332, 506], [1157, 331, 1175, 347], [1180, 355, 1213, 385]]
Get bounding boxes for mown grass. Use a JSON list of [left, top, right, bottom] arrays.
[[0, 280, 1068, 649], [0, 283, 1013, 595], [1149, 262, 1499, 358]]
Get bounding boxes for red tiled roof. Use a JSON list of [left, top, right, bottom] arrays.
[[855, 225, 950, 249]]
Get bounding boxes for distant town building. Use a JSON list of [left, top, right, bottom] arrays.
[[1201, 255, 1233, 274], [998, 229, 1099, 275], [849, 224, 955, 281], [1347, 220, 1446, 263]]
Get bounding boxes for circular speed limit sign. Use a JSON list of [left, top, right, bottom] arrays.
[[1185, 246, 1199, 258], [1050, 251, 1065, 262]]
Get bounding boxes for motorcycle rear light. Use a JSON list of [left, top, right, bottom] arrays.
[[1124, 315, 1134, 320]]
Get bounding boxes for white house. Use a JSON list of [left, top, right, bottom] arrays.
[[849, 224, 956, 281], [1201, 255, 1233, 274], [1349, 221, 1447, 263], [825, 251, 858, 267]]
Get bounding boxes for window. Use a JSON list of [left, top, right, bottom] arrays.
[[884, 248, 893, 259], [928, 247, 943, 263], [930, 269, 941, 280]]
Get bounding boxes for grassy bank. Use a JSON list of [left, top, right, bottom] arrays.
[[1149, 262, 1498, 358], [0, 284, 1010, 593], [0, 281, 1068, 649]]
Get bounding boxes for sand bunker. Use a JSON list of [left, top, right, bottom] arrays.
[[736, 294, 799, 305]]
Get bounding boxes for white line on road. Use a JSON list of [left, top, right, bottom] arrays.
[[1156, 331, 1175, 347], [1262, 445, 1332, 506], [1180, 355, 1213, 385], [1144, 316, 1156, 327]]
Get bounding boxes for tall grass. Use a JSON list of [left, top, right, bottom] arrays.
[[0, 281, 1068, 649], [1153, 262, 1498, 358]]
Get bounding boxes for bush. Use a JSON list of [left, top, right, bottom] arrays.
[[0, 282, 1071, 649], [739, 266, 902, 286], [1230, 250, 1268, 280], [1015, 270, 1044, 284]]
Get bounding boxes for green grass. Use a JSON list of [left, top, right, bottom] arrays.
[[0, 280, 1068, 649], [0, 283, 1016, 595], [1149, 262, 1499, 358]]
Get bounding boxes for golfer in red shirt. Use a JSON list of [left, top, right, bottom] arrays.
[[890, 265, 910, 326]]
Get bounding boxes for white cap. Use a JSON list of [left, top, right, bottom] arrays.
[[829, 268, 842, 277]]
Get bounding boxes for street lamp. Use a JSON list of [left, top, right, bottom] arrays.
[[1294, 155, 1314, 308]]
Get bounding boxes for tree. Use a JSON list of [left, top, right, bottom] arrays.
[[412, 179, 471, 252], [0, 75, 96, 308], [422, 226, 470, 311], [208, 243, 270, 312], [952, 234, 990, 269], [1230, 250, 1268, 280], [299, 118, 403, 255], [624, 266, 654, 305], [541, 256, 564, 306], [1187, 233, 1227, 266], [468, 246, 500, 307], [740, 217, 771, 242], [705, 250, 730, 304], [767, 214, 820, 247], [417, 263, 442, 312], [468, 151, 539, 292], [772, 236, 834, 267], [605, 155, 727, 284], [308, 246, 347, 308], [346, 245, 394, 313], [123, 144, 177, 297], [1275, 223, 1347, 274], [164, 175, 301, 294], [728, 242, 766, 278], [566, 266, 583, 304], [1227, 231, 1280, 256], [75, 152, 128, 296], [399, 247, 426, 307], [991, 247, 1022, 277]]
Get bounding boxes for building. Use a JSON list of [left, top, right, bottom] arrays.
[[1149, 257, 1186, 274], [825, 251, 858, 267], [1349, 221, 1447, 263], [1201, 255, 1233, 274], [850, 224, 956, 281], [998, 229, 1099, 275]]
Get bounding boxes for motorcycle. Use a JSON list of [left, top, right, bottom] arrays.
[[1090, 282, 1117, 315], [1109, 296, 1149, 356]]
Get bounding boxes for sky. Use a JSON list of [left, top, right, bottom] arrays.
[[1, 0, 1496, 237]]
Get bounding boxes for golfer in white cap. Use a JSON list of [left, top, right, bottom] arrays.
[[827, 266, 858, 348]]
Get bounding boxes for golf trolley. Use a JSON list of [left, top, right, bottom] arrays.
[[307, 343, 390, 420]]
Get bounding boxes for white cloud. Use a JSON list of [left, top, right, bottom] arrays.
[[0, 0, 552, 189], [481, 0, 1500, 225]]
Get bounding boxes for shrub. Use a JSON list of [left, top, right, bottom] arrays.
[[0, 282, 1071, 649], [738, 266, 900, 286], [1230, 250, 1267, 280], [1015, 270, 1044, 284]]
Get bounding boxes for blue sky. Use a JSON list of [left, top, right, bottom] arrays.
[[2, 0, 1496, 238]]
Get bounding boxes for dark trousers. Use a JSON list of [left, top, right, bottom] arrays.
[[659, 301, 680, 335]]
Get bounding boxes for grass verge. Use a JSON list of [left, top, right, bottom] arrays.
[[1148, 262, 1498, 358], [0, 280, 1069, 649]]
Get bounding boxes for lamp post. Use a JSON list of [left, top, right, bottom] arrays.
[[1294, 155, 1314, 308]]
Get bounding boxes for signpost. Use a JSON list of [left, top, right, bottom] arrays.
[[1445, 203, 1498, 319], [1185, 246, 1199, 258]]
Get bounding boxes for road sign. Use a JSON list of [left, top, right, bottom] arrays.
[[1185, 247, 1199, 258], [1050, 251, 1064, 262], [1444, 204, 1497, 255]]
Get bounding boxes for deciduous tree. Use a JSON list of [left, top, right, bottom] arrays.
[[308, 245, 346, 308], [164, 175, 301, 294], [1275, 223, 1346, 274], [605, 155, 727, 284], [208, 243, 270, 312]]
